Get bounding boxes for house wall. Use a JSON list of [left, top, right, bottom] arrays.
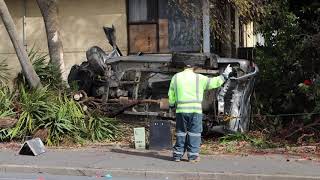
[[0, 0, 127, 81]]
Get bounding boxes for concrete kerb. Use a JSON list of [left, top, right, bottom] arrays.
[[0, 164, 319, 180]]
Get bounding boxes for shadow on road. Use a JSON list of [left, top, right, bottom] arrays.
[[110, 148, 172, 161]]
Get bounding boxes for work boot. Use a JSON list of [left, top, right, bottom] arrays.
[[188, 156, 200, 163]]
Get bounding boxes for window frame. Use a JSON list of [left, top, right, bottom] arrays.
[[127, 0, 160, 54]]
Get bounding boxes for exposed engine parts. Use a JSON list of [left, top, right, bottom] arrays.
[[68, 26, 259, 134]]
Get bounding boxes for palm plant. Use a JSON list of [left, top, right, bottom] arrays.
[[0, 86, 15, 116], [38, 103, 75, 145], [35, 94, 85, 145], [15, 48, 63, 89], [85, 116, 119, 142], [29, 49, 63, 88], [9, 86, 54, 139], [0, 86, 15, 140]]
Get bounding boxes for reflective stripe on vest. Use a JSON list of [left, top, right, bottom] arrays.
[[176, 106, 202, 111], [174, 75, 178, 101], [206, 78, 211, 90], [176, 100, 202, 103]]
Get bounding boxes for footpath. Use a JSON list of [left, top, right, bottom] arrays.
[[0, 146, 319, 180]]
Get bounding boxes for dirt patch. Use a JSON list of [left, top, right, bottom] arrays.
[[0, 142, 21, 151]]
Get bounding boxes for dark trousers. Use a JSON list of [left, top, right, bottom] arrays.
[[173, 113, 202, 160]]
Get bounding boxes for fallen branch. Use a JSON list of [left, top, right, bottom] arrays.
[[297, 133, 315, 145], [285, 118, 320, 139]]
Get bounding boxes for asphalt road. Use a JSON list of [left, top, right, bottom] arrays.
[[0, 173, 165, 180]]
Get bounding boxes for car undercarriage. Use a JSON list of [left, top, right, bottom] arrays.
[[68, 26, 259, 134]]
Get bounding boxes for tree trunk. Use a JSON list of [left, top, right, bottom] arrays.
[[0, 0, 41, 88], [36, 0, 67, 81]]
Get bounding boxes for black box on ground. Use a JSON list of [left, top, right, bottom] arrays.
[[149, 120, 172, 150]]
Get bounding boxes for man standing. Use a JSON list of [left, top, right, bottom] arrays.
[[168, 64, 232, 162]]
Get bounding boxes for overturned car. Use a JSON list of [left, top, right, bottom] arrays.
[[68, 27, 259, 134]]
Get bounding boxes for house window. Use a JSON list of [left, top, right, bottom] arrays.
[[128, 0, 158, 54], [128, 0, 157, 23]]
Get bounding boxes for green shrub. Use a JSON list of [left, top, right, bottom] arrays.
[[85, 116, 119, 142], [0, 86, 15, 141], [27, 90, 119, 145], [0, 86, 15, 117], [29, 49, 64, 89], [219, 133, 276, 149], [219, 133, 249, 144], [36, 95, 85, 145], [15, 48, 64, 90], [4, 48, 119, 145], [252, 0, 320, 142], [9, 86, 54, 139], [38, 103, 76, 145]]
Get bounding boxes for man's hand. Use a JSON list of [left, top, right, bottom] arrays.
[[222, 64, 233, 80]]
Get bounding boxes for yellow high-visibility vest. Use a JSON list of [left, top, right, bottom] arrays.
[[168, 69, 225, 114]]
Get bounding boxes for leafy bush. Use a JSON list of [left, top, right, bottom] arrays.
[[9, 86, 54, 139], [84, 116, 119, 142], [29, 49, 64, 89], [252, 0, 320, 142], [0, 86, 15, 117], [0, 86, 15, 141], [219, 133, 275, 149], [15, 48, 64, 90], [38, 104, 76, 145], [2, 48, 119, 145], [36, 95, 85, 145], [2, 84, 119, 145], [255, 0, 319, 114]]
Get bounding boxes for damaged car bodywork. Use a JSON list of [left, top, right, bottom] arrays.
[[68, 26, 259, 134]]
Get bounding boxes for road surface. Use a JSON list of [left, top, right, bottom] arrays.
[[0, 172, 164, 180]]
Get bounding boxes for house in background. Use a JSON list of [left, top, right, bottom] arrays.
[[0, 0, 261, 79]]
